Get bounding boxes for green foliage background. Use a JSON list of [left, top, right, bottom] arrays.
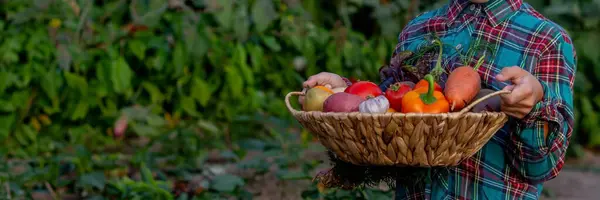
[[0, 0, 598, 199]]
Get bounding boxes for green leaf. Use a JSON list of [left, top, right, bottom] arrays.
[[146, 115, 166, 127], [262, 36, 281, 52], [0, 114, 16, 139], [129, 39, 147, 60], [234, 3, 250, 41], [20, 125, 36, 142], [172, 42, 186, 77], [0, 71, 16, 93], [0, 98, 15, 112], [71, 101, 89, 121], [225, 66, 243, 99], [180, 96, 200, 117], [213, 0, 234, 30], [251, 0, 278, 33], [210, 174, 244, 193], [64, 71, 88, 94], [10, 90, 30, 110], [190, 77, 211, 107], [197, 120, 219, 135], [235, 44, 254, 85], [140, 163, 156, 185], [142, 82, 165, 104], [111, 57, 133, 94], [131, 123, 160, 137], [40, 72, 60, 100], [80, 172, 106, 190]]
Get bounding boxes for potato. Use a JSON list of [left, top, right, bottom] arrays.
[[323, 92, 365, 112], [303, 87, 334, 111]]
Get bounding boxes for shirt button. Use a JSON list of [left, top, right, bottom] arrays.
[[470, 4, 476, 11], [456, 44, 462, 49]]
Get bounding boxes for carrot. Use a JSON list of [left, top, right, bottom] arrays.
[[444, 55, 485, 111]]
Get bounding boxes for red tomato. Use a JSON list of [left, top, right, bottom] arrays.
[[344, 81, 382, 99], [415, 79, 443, 92], [384, 82, 413, 111]]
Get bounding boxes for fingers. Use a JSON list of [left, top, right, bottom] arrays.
[[500, 104, 526, 119], [303, 77, 318, 88], [500, 85, 528, 105], [303, 72, 331, 88], [496, 67, 525, 84], [302, 72, 345, 88]]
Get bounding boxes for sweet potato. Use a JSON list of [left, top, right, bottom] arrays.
[[444, 56, 485, 111]]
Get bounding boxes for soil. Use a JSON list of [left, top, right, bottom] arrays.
[[540, 150, 600, 200], [241, 148, 600, 200]]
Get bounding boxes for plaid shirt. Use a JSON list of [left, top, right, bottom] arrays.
[[382, 0, 576, 199]]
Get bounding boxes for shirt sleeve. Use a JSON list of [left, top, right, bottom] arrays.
[[340, 77, 353, 86], [506, 33, 576, 184]]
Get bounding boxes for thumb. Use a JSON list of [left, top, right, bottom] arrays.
[[496, 67, 525, 84]]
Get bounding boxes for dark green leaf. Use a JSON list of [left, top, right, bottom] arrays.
[[0, 71, 17, 93], [20, 125, 36, 143], [210, 174, 244, 192], [131, 123, 160, 137], [146, 114, 166, 127], [142, 82, 165, 104], [80, 172, 106, 190], [0, 114, 16, 139], [262, 36, 281, 52], [140, 163, 156, 185], [172, 42, 186, 77], [0, 98, 16, 112]]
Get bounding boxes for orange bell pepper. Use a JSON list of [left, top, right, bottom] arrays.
[[414, 79, 442, 92], [401, 74, 450, 113]]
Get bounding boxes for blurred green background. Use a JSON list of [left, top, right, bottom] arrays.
[[0, 0, 598, 199]]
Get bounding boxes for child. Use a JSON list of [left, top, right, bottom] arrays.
[[301, 0, 576, 199]]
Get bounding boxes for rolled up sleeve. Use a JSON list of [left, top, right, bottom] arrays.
[[506, 33, 576, 184]]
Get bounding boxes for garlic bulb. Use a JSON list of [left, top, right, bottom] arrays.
[[331, 87, 347, 93], [359, 95, 389, 114]]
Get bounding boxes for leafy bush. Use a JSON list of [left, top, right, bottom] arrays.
[[0, 0, 598, 199]]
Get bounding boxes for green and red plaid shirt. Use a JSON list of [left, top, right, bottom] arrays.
[[374, 0, 576, 199]]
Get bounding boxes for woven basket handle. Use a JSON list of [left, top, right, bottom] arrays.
[[285, 91, 304, 115], [456, 90, 511, 116]]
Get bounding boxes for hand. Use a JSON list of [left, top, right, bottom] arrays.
[[299, 72, 347, 106], [495, 67, 544, 119]]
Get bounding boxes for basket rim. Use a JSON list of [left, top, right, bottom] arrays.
[[289, 110, 506, 117], [285, 90, 511, 117]]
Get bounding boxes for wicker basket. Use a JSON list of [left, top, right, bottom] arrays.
[[284, 90, 510, 167]]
